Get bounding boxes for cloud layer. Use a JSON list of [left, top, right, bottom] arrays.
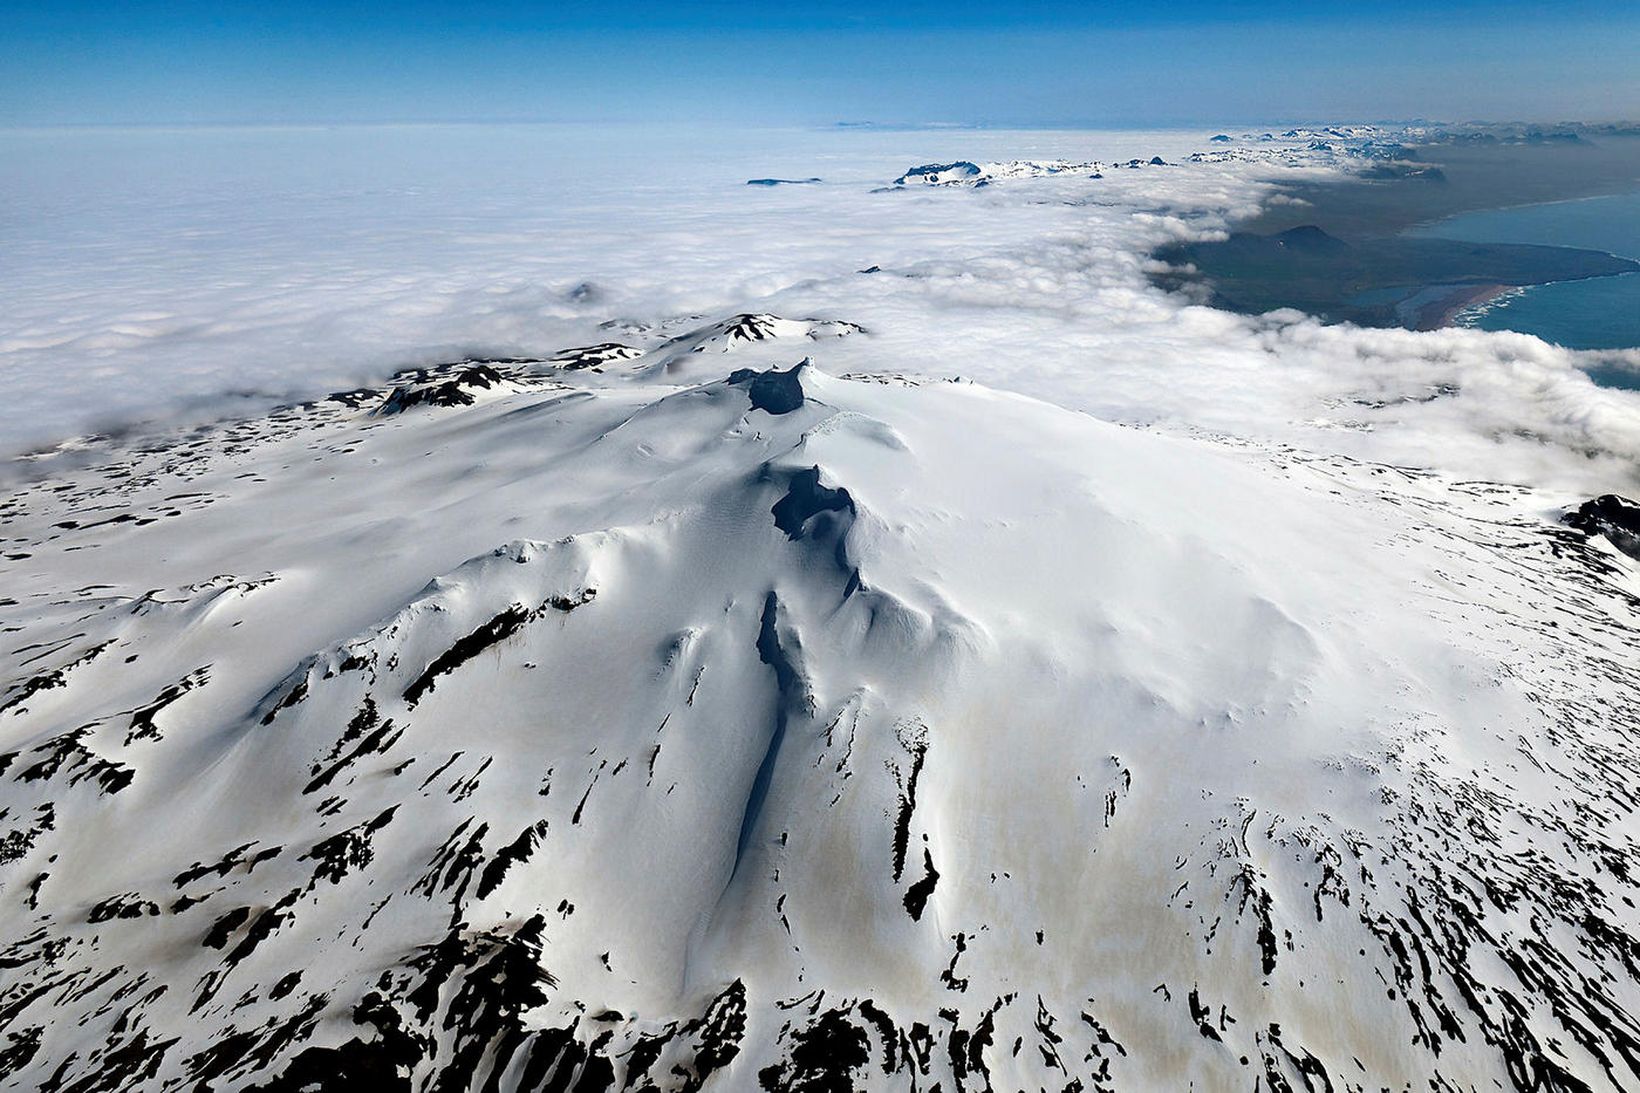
[[2, 122, 1636, 496]]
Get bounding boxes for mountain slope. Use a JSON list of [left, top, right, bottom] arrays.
[[1, 357, 1639, 1091]]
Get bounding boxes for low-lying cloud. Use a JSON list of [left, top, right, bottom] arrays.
[[2, 122, 1636, 497]]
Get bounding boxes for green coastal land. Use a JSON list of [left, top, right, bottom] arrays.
[[1156, 135, 1640, 330]]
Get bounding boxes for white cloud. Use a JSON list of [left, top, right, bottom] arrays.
[[2, 122, 1636, 497]]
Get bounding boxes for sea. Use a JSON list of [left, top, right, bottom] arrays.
[[1417, 192, 1640, 371]]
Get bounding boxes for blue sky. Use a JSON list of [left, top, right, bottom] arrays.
[[4, 1, 1638, 127]]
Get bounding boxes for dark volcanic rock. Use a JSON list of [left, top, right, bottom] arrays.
[[771, 467, 854, 539], [377, 364, 507, 415], [895, 161, 982, 185], [1271, 225, 1352, 255], [547, 343, 642, 371], [730, 364, 807, 415], [1565, 495, 1640, 560]]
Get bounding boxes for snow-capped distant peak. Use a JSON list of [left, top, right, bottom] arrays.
[[373, 361, 538, 416], [653, 313, 865, 371], [544, 342, 644, 371], [893, 159, 1107, 187], [893, 161, 985, 185]]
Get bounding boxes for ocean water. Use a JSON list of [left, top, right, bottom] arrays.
[[1417, 192, 1640, 362]]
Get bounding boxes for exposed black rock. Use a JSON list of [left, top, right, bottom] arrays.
[[475, 820, 548, 901], [376, 364, 507, 415], [126, 668, 209, 745], [0, 642, 111, 717], [758, 1008, 870, 1092], [689, 314, 778, 349], [732, 593, 805, 870], [14, 728, 134, 795], [895, 162, 982, 185], [771, 467, 854, 540], [0, 1027, 41, 1074], [730, 365, 807, 415], [903, 848, 940, 922], [547, 343, 642, 370], [201, 906, 253, 950], [1565, 495, 1640, 560], [891, 728, 928, 883], [87, 894, 160, 924], [304, 807, 396, 886], [403, 593, 594, 708], [185, 994, 326, 1087], [243, 993, 422, 1093]]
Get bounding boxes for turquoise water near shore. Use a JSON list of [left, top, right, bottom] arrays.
[[1416, 192, 1640, 360]]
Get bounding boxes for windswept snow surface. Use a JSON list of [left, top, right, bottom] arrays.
[[2, 125, 1640, 1091]]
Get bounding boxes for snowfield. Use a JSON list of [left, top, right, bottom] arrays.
[[1, 127, 1640, 1091]]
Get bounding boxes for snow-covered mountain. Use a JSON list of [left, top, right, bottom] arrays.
[[651, 314, 865, 372], [894, 160, 1108, 186], [3, 329, 1639, 1091]]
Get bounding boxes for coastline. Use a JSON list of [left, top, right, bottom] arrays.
[[1159, 139, 1640, 340], [1416, 282, 1512, 331], [1244, 135, 1640, 239], [1415, 190, 1640, 350]]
